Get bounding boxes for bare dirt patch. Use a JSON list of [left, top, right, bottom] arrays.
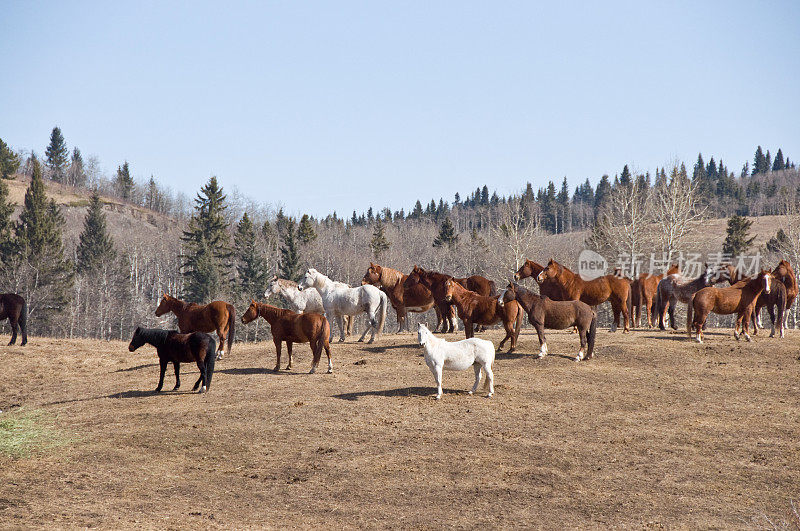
[[1, 329, 799, 528]]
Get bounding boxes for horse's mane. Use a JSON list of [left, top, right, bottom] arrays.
[[136, 328, 174, 346], [379, 266, 404, 288], [275, 278, 298, 289]]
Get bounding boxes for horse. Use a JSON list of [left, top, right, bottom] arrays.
[[298, 268, 388, 343], [654, 264, 718, 330], [536, 259, 631, 332], [752, 275, 787, 338], [768, 260, 798, 331], [155, 294, 235, 360], [128, 327, 216, 393], [405, 266, 496, 333], [687, 271, 771, 343], [241, 300, 332, 373], [636, 265, 680, 328], [613, 267, 637, 328], [361, 262, 440, 333], [514, 259, 567, 300], [0, 293, 27, 346], [265, 276, 353, 335], [442, 278, 523, 352], [503, 282, 597, 362], [417, 323, 494, 400]]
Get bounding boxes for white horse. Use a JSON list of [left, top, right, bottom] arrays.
[[298, 268, 388, 343], [266, 275, 354, 335], [417, 323, 494, 400]]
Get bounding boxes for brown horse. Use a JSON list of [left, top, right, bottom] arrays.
[[752, 275, 786, 338], [241, 301, 332, 373], [687, 271, 771, 342], [503, 282, 597, 361], [361, 263, 440, 332], [634, 265, 680, 328], [404, 266, 496, 333], [513, 259, 567, 300], [443, 279, 522, 351], [765, 260, 798, 332], [155, 294, 235, 360], [655, 264, 718, 330], [128, 327, 216, 393], [0, 293, 27, 346], [536, 259, 631, 332]]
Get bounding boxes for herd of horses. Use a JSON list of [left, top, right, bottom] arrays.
[[1, 256, 797, 398]]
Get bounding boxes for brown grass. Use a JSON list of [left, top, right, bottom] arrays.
[[0, 328, 799, 528]]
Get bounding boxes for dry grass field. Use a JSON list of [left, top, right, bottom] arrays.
[[1, 326, 799, 529]]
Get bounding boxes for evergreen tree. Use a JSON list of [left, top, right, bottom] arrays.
[[370, 218, 390, 258], [279, 219, 302, 281], [410, 200, 424, 220], [594, 174, 611, 214], [753, 146, 767, 175], [76, 191, 116, 274], [480, 185, 489, 205], [453, 192, 461, 205], [0, 138, 20, 179], [68, 147, 86, 187], [13, 157, 74, 318], [619, 165, 632, 187], [44, 126, 68, 182], [234, 212, 269, 298], [433, 216, 458, 249], [773, 148, 785, 171], [181, 176, 232, 301], [115, 161, 134, 200], [721, 215, 755, 257], [557, 177, 570, 233], [0, 175, 14, 258], [297, 214, 317, 244], [765, 150, 771, 172]]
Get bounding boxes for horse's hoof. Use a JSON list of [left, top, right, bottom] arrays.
[[198, 386, 206, 394], [486, 393, 493, 398], [309, 368, 316, 374], [745, 334, 752, 342], [468, 391, 474, 395], [537, 353, 546, 359], [695, 337, 702, 343], [285, 365, 292, 370], [327, 368, 333, 374], [435, 395, 442, 400], [338, 338, 346, 343], [273, 366, 281, 372], [367, 339, 375, 344]]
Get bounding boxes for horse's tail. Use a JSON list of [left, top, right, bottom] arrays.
[[513, 301, 523, 343], [777, 284, 787, 334], [488, 280, 498, 297], [654, 288, 664, 329], [226, 303, 235, 354], [19, 296, 28, 344], [376, 291, 388, 336], [205, 336, 217, 390], [626, 283, 633, 325], [686, 293, 695, 338], [587, 313, 597, 358]]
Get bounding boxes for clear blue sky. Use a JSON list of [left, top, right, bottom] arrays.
[[2, 1, 798, 218]]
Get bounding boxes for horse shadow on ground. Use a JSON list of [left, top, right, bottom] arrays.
[[114, 363, 158, 373], [495, 351, 527, 361], [333, 386, 471, 401], [362, 343, 419, 354], [105, 389, 205, 399], [215, 367, 305, 376]]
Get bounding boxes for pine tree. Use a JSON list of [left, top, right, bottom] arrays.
[[279, 219, 302, 281], [721, 215, 755, 257], [297, 214, 317, 244], [619, 165, 632, 187], [480, 185, 489, 205], [0, 137, 20, 180], [45, 126, 69, 183], [411, 200, 424, 220], [115, 161, 134, 200], [370, 218, 390, 258], [433, 216, 458, 249], [76, 191, 116, 274], [234, 212, 269, 298], [753, 146, 767, 175], [0, 175, 14, 258], [13, 157, 74, 318], [594, 174, 611, 215], [773, 149, 785, 171], [181, 176, 232, 301], [68, 147, 86, 187]]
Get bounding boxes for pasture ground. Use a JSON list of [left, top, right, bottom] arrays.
[[1, 327, 799, 529]]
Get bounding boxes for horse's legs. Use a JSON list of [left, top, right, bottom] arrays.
[[433, 305, 444, 332], [610, 302, 620, 333], [324, 339, 333, 373], [433, 364, 444, 400], [273, 339, 282, 371], [336, 314, 347, 343], [742, 311, 752, 341], [8, 317, 18, 345], [215, 329, 226, 360], [767, 303, 777, 337], [193, 358, 206, 392], [576, 328, 587, 362], [668, 299, 677, 330], [285, 342, 293, 370], [397, 307, 406, 334], [470, 363, 482, 395], [621, 297, 630, 333], [156, 358, 168, 392], [463, 319, 474, 339], [172, 361, 181, 391], [357, 312, 373, 343], [483, 364, 494, 397], [534, 323, 547, 358]]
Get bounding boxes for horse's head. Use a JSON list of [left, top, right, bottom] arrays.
[[774, 260, 792, 282], [537, 259, 558, 283], [666, 263, 680, 275], [128, 327, 145, 352], [404, 265, 424, 288], [265, 276, 281, 297], [503, 282, 518, 303], [443, 277, 456, 302], [155, 293, 174, 317], [241, 300, 260, 324], [417, 323, 430, 346], [297, 269, 318, 291], [760, 270, 772, 295], [514, 260, 538, 281], [362, 263, 381, 286]]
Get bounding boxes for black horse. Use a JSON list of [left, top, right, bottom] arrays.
[[128, 327, 216, 393], [0, 293, 28, 346]]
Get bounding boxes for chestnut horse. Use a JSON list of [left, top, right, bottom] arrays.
[[0, 293, 28, 346], [752, 276, 786, 338], [128, 327, 216, 393], [687, 271, 771, 342], [635, 265, 680, 328], [762, 260, 798, 331], [513, 259, 567, 300], [655, 264, 718, 330], [361, 263, 441, 332], [443, 279, 522, 351], [504, 283, 597, 362], [241, 301, 332, 373], [536, 259, 631, 332], [155, 294, 235, 360], [404, 266, 496, 333]]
